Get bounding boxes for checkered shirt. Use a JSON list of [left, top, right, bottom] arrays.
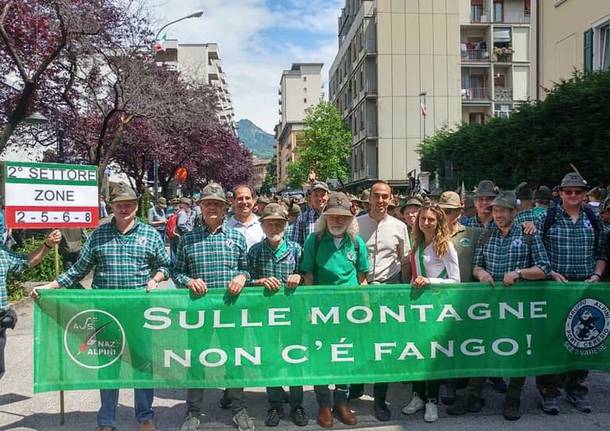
[[514, 209, 536, 225], [0, 247, 29, 311], [473, 224, 551, 281], [291, 207, 321, 246], [467, 215, 495, 229], [247, 239, 302, 282], [536, 207, 607, 280], [173, 222, 250, 289], [57, 219, 170, 290]]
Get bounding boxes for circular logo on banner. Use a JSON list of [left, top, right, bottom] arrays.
[[564, 299, 610, 355], [64, 309, 126, 369]]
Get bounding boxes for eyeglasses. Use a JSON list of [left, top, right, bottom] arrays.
[[561, 190, 585, 196]]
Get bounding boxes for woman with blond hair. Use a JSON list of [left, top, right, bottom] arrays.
[[402, 203, 460, 423]]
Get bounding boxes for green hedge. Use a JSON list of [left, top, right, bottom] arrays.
[[419, 70, 610, 189]]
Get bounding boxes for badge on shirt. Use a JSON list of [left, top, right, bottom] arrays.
[[226, 238, 235, 248], [459, 238, 471, 248], [583, 219, 593, 230], [136, 236, 148, 246], [512, 238, 523, 248], [347, 250, 356, 262]]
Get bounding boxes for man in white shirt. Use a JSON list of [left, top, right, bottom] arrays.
[[226, 185, 265, 250], [352, 181, 411, 421]]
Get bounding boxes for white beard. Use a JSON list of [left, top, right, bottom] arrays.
[[266, 233, 283, 242], [327, 225, 347, 237]]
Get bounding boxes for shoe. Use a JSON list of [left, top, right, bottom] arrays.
[[265, 407, 284, 427], [138, 420, 155, 431], [290, 406, 308, 427], [441, 382, 456, 405], [374, 400, 391, 422], [424, 401, 439, 423], [402, 394, 425, 415], [489, 377, 508, 394], [566, 393, 592, 413], [232, 409, 255, 431], [333, 404, 357, 426], [541, 395, 560, 415], [180, 415, 201, 431], [348, 384, 365, 400], [219, 390, 233, 409], [447, 394, 483, 415], [503, 397, 521, 421], [317, 407, 333, 429]]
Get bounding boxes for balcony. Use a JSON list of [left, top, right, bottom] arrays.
[[471, 9, 491, 23], [494, 109, 512, 119], [494, 12, 530, 24], [461, 49, 490, 62], [494, 87, 513, 102], [462, 87, 492, 102]]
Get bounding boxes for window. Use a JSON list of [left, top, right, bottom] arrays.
[[598, 22, 610, 71], [493, 0, 504, 23], [469, 112, 485, 124], [586, 20, 610, 73], [471, 0, 483, 22], [304, 98, 307, 104]]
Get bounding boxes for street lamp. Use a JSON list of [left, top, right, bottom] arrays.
[[23, 112, 64, 162], [152, 10, 204, 201]]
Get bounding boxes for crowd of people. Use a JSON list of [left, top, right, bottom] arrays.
[[1, 171, 609, 431]]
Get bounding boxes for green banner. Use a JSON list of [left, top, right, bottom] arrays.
[[34, 283, 610, 393]]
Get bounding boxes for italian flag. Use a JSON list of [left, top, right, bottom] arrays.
[[153, 33, 168, 52]]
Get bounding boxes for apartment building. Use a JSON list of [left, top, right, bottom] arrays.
[[275, 63, 324, 189], [156, 40, 236, 133], [329, 0, 535, 189], [538, 0, 610, 98]]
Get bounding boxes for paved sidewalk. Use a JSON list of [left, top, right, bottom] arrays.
[[2, 299, 610, 430]]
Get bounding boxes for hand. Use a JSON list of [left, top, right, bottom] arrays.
[[45, 230, 62, 247], [478, 270, 496, 287], [30, 283, 53, 299], [187, 278, 207, 295], [522, 221, 537, 236], [227, 275, 246, 295], [586, 274, 601, 283], [261, 277, 281, 291], [286, 274, 302, 289], [503, 271, 519, 286], [146, 279, 160, 292], [549, 271, 567, 284], [412, 276, 430, 289]]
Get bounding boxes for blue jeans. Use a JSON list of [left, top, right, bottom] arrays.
[[97, 389, 154, 427]]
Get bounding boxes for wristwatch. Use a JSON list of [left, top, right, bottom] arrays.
[[515, 269, 523, 280]]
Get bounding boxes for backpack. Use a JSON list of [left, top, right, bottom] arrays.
[[165, 212, 179, 240], [542, 205, 602, 252]]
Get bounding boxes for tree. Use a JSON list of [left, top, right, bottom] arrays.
[[419, 70, 610, 189], [287, 101, 351, 187], [259, 154, 277, 195]]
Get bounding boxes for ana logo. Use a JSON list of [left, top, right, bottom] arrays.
[[64, 309, 125, 369], [564, 298, 610, 355], [459, 238, 471, 248]]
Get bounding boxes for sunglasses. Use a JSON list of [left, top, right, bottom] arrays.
[[561, 190, 585, 196]]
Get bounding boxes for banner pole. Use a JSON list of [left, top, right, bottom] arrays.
[[54, 244, 65, 426]]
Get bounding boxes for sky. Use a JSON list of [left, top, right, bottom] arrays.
[[150, 0, 344, 134]]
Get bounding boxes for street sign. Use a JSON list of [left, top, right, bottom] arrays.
[[3, 161, 99, 229]]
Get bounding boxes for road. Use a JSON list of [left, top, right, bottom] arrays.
[[2, 299, 610, 431]]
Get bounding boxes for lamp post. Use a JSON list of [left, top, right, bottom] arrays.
[[152, 10, 204, 201], [23, 112, 64, 163]]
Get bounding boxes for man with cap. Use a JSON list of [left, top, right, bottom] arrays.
[[173, 182, 253, 431], [349, 194, 361, 216], [359, 189, 370, 215], [291, 181, 329, 246], [255, 195, 271, 215], [400, 196, 423, 238], [535, 172, 607, 415], [227, 185, 265, 250], [247, 203, 308, 427], [514, 182, 535, 224], [176, 197, 196, 237], [33, 183, 171, 431], [461, 194, 476, 225], [301, 192, 369, 429], [468, 180, 497, 229], [285, 202, 301, 239], [533, 186, 553, 218], [148, 197, 168, 240], [353, 181, 410, 421], [448, 191, 551, 421]]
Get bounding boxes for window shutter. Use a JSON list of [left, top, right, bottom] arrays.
[[604, 21, 610, 71], [584, 29, 593, 74]]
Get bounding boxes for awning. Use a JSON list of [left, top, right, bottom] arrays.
[[494, 28, 511, 42]]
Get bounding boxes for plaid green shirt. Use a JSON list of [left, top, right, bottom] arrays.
[[247, 238, 302, 283], [514, 209, 535, 225], [57, 219, 170, 289], [467, 215, 495, 229], [173, 222, 250, 289], [0, 247, 29, 311], [473, 224, 551, 281], [536, 207, 607, 280], [291, 207, 321, 246]]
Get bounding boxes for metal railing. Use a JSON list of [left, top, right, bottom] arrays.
[[494, 110, 512, 119], [494, 12, 530, 24], [461, 49, 490, 62], [461, 87, 491, 101], [494, 87, 513, 102], [471, 10, 491, 23]]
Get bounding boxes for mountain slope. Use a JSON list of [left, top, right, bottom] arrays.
[[237, 119, 274, 159]]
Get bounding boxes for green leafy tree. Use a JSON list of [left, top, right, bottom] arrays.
[[259, 154, 277, 194], [287, 101, 351, 187], [419, 70, 610, 189]]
